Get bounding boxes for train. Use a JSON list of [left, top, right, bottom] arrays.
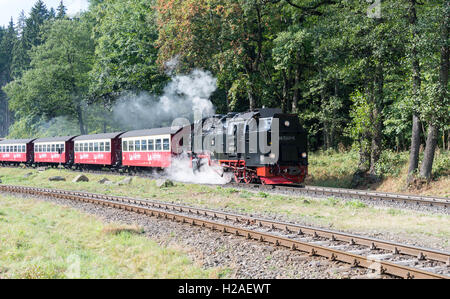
[[0, 108, 308, 185]]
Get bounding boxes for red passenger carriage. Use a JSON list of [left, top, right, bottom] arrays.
[[0, 139, 35, 165], [34, 136, 77, 166], [121, 128, 175, 169], [73, 132, 124, 168]]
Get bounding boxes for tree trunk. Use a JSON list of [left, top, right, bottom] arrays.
[[407, 113, 421, 181], [247, 89, 256, 111], [369, 65, 383, 175], [358, 134, 371, 173], [77, 103, 86, 135], [281, 70, 290, 113], [419, 123, 438, 180], [292, 66, 300, 113], [406, 0, 422, 183]]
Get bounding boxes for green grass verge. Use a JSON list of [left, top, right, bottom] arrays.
[[0, 193, 225, 278]]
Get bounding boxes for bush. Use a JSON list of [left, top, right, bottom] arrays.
[[432, 151, 450, 178], [375, 150, 408, 177]]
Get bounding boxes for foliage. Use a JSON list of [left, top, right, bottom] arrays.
[[89, 0, 167, 102], [0, 0, 448, 180]]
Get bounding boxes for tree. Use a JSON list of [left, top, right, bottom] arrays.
[[406, 0, 423, 184], [0, 19, 17, 136], [419, 1, 449, 180], [89, 0, 167, 104], [11, 0, 50, 78], [4, 18, 95, 135], [57, 1, 67, 19]]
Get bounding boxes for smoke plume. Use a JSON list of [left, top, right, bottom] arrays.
[[112, 69, 217, 130]]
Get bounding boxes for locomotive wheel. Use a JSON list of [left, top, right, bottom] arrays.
[[243, 172, 254, 184]]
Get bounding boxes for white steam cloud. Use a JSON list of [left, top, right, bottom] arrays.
[[165, 155, 232, 185], [112, 69, 217, 129]]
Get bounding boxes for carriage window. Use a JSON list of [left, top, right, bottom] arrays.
[[94, 142, 99, 152], [23, 145, 26, 152], [100, 142, 105, 152], [56, 144, 60, 152], [122, 141, 127, 152], [89, 143, 93, 152], [148, 139, 154, 151], [128, 141, 134, 151], [141, 140, 147, 151], [84, 143, 88, 152], [74, 143, 78, 152], [105, 141, 110, 152], [51, 144, 56, 152], [14, 145, 17, 152], [61, 144, 65, 152], [155, 139, 162, 151], [163, 138, 170, 151], [35, 145, 38, 152], [135, 140, 141, 151]]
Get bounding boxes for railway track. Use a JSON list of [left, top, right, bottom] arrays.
[[0, 184, 448, 279], [229, 183, 450, 208], [1, 164, 448, 209]]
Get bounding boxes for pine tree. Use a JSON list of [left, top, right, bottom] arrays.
[[11, 1, 50, 78], [57, 1, 67, 19], [23, 0, 49, 49], [0, 18, 17, 136]]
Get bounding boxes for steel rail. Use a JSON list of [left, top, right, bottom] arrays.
[[229, 183, 450, 208], [0, 184, 448, 279]]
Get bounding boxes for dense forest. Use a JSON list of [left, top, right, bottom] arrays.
[[0, 0, 448, 184]]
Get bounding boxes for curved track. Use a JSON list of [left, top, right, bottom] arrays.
[[1, 184, 448, 279]]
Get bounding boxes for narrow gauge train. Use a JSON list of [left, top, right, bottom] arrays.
[[0, 108, 308, 185]]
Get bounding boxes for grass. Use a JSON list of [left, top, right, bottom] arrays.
[[306, 149, 450, 197], [0, 194, 225, 279], [0, 167, 448, 251]]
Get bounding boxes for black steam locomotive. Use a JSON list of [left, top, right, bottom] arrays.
[[181, 108, 308, 184]]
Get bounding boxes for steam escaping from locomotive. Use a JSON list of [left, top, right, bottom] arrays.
[[112, 69, 217, 130], [165, 154, 233, 185]]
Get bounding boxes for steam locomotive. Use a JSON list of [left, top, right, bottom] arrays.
[[0, 108, 308, 185]]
